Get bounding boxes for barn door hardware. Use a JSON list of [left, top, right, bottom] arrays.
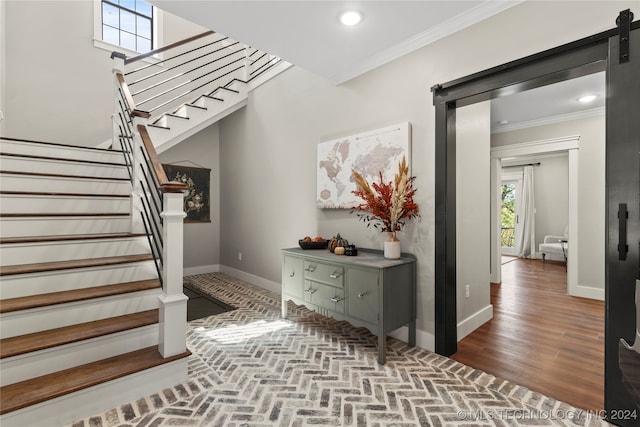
[[616, 9, 633, 63], [618, 203, 629, 260]]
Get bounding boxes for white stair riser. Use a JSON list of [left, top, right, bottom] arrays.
[[0, 261, 158, 298], [0, 141, 125, 164], [0, 324, 159, 387], [0, 359, 188, 427], [0, 157, 129, 179], [0, 195, 130, 214], [0, 216, 131, 237], [0, 290, 161, 338], [0, 237, 150, 266], [149, 92, 248, 154], [0, 174, 131, 194]]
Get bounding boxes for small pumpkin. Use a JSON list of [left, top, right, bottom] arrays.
[[328, 233, 348, 253]]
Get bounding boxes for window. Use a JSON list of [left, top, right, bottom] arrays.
[[101, 0, 153, 53]]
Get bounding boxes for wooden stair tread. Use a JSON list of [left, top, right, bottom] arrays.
[[0, 310, 159, 359], [0, 279, 160, 313], [0, 170, 130, 181], [0, 254, 153, 276], [0, 346, 191, 415], [0, 232, 147, 245], [0, 190, 129, 198]]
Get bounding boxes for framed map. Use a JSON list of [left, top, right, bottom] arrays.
[[316, 122, 411, 209]]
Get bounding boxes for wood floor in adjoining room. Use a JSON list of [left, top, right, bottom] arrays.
[[452, 258, 605, 412]]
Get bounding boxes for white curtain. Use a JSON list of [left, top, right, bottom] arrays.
[[516, 166, 536, 258]]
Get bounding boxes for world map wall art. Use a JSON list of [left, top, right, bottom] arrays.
[[316, 122, 411, 209]]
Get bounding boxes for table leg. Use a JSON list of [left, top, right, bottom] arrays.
[[378, 334, 386, 364]]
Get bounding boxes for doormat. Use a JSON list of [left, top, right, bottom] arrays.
[[184, 282, 236, 321]]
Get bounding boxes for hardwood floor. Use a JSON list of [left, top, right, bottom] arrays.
[[452, 258, 605, 411]]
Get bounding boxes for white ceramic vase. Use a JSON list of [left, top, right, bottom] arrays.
[[384, 232, 401, 259]]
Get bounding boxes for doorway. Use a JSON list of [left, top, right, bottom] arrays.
[[433, 10, 639, 424], [500, 177, 521, 256]]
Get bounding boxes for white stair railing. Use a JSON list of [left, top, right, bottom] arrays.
[[112, 53, 188, 358]]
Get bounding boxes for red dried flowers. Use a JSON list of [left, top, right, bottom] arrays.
[[351, 156, 420, 232]]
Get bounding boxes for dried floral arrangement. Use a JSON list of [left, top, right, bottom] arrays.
[[351, 156, 420, 232]]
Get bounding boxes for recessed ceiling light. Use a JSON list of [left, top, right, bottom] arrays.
[[340, 11, 362, 26], [577, 94, 597, 103]]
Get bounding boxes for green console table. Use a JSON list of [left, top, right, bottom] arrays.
[[281, 247, 416, 364]]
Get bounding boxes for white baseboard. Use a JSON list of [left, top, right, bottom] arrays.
[[457, 304, 493, 342], [183, 264, 221, 276], [389, 325, 435, 353], [219, 266, 281, 295], [572, 284, 605, 301]]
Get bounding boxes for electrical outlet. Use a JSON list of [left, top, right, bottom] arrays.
[[238, 252, 242, 261], [465, 285, 470, 299]]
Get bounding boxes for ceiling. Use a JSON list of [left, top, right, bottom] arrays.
[[151, 0, 606, 132], [491, 72, 606, 133], [151, 0, 522, 84]]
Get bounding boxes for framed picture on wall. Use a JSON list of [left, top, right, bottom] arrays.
[[316, 122, 411, 209], [162, 164, 211, 223]]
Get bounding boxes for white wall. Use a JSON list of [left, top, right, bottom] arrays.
[[492, 115, 605, 294], [3, 1, 205, 146], [159, 124, 221, 274], [456, 102, 493, 341], [218, 2, 631, 349], [0, 0, 5, 136]]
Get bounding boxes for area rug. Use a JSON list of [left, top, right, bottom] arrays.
[[69, 273, 608, 426], [184, 282, 235, 321]]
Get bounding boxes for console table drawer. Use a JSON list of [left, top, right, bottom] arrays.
[[348, 269, 379, 325], [304, 261, 344, 287], [304, 281, 345, 314]]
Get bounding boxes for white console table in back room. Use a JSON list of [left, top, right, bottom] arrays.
[[281, 247, 417, 364]]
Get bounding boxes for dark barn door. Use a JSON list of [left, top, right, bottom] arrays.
[[433, 10, 639, 425], [605, 10, 640, 425]]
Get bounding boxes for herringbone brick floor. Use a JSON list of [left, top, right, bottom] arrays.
[[69, 273, 610, 426]]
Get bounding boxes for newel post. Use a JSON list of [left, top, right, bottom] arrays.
[[158, 183, 188, 357], [111, 52, 126, 150]]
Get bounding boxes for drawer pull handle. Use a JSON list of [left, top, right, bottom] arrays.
[[330, 296, 342, 303], [358, 292, 366, 298], [305, 266, 317, 272], [289, 272, 295, 278], [329, 272, 342, 279], [305, 288, 316, 294]]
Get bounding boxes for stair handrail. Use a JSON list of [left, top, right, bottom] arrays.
[[116, 31, 283, 120], [113, 54, 188, 358], [124, 30, 216, 65]]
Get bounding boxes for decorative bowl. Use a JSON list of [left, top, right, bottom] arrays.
[[298, 239, 328, 249]]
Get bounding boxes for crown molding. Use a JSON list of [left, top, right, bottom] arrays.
[[330, 0, 525, 85], [492, 107, 605, 134]]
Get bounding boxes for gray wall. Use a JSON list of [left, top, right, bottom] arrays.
[[217, 2, 628, 347], [159, 124, 221, 271], [456, 102, 492, 338], [3, 0, 628, 348]]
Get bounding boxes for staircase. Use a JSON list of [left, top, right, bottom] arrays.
[[0, 28, 288, 426], [0, 137, 190, 426], [113, 30, 290, 154]]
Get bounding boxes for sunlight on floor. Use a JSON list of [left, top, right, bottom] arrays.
[[194, 319, 293, 344]]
